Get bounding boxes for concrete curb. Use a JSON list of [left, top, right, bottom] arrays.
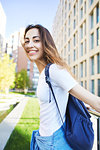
[[0, 99, 28, 150]]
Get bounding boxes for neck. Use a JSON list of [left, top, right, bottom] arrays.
[[35, 60, 47, 74]]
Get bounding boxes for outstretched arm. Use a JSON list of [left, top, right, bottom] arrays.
[[69, 84, 100, 113]]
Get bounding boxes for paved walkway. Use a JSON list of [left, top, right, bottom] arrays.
[[0, 99, 28, 150]]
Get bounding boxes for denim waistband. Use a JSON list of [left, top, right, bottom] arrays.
[[30, 122, 72, 150]]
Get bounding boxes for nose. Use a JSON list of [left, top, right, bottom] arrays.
[[28, 40, 34, 47]]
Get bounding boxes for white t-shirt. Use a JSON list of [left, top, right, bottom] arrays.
[[37, 64, 78, 136]]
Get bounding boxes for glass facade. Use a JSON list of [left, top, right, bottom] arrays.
[[68, 41, 70, 51], [85, 40, 87, 53], [81, 26, 83, 39], [98, 79, 100, 96], [73, 49, 76, 61], [80, 8, 83, 19], [90, 0, 94, 5], [85, 80, 87, 89], [96, 4, 99, 23], [91, 12, 93, 29], [84, 1, 86, 14], [85, 60, 87, 76], [97, 53, 100, 74], [81, 62, 83, 77], [73, 34, 76, 46], [91, 57, 94, 75], [80, 0, 83, 5], [68, 54, 70, 65], [74, 5, 76, 16], [97, 28, 99, 46], [81, 81, 83, 86], [91, 80, 95, 94], [81, 43, 83, 56], [91, 33, 94, 49]]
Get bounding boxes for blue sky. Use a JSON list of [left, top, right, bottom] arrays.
[[0, 0, 60, 38]]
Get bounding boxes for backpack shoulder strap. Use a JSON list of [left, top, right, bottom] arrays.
[[45, 63, 64, 124]]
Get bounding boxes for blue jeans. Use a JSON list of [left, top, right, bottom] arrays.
[[30, 122, 72, 150]]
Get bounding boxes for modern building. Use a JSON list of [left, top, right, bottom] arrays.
[[52, 0, 100, 96], [32, 63, 39, 90], [0, 2, 6, 53], [6, 28, 35, 88]]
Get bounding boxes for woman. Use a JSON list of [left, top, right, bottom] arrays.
[[22, 24, 100, 150]]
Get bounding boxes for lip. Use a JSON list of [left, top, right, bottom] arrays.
[[28, 50, 39, 56]]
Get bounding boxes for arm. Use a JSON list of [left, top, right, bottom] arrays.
[[69, 84, 100, 113]]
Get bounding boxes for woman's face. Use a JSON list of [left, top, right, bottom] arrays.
[[24, 28, 44, 62]]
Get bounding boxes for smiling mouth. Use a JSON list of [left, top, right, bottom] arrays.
[[27, 50, 39, 55]]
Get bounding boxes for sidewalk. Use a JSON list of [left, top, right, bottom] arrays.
[[0, 99, 28, 150]]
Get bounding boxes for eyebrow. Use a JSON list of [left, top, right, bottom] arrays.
[[25, 36, 40, 40]]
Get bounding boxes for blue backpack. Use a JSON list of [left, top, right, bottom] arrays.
[[45, 63, 94, 150]]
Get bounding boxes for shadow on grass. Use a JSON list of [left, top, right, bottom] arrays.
[[4, 122, 39, 150], [4, 127, 30, 150]]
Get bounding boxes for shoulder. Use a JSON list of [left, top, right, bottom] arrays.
[[49, 63, 69, 76], [49, 63, 72, 81]]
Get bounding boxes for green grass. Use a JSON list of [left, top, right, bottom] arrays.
[[4, 98, 40, 150], [0, 103, 19, 123], [10, 91, 35, 96]]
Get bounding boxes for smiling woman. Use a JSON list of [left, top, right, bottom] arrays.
[[22, 24, 100, 150]]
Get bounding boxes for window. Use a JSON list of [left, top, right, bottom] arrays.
[[73, 66, 75, 75], [74, 5, 76, 16], [97, 53, 100, 74], [81, 26, 83, 39], [69, 2, 71, 11], [85, 60, 87, 76], [85, 81, 87, 89], [96, 4, 99, 23], [81, 43, 83, 56], [73, 34, 76, 46], [68, 28, 70, 36], [80, 62, 83, 77], [65, 1, 67, 10], [85, 40, 87, 54], [84, 21, 86, 35], [80, 0, 83, 5], [68, 55, 70, 64], [27, 60, 30, 70], [81, 81, 83, 86], [69, 15, 70, 25], [84, 1, 86, 14], [73, 19, 76, 29], [73, 49, 76, 61], [90, 0, 93, 5], [98, 79, 100, 96], [65, 12, 67, 18], [64, 47, 66, 55], [91, 12, 93, 29], [80, 8, 83, 19], [68, 41, 70, 51], [64, 34, 66, 43], [91, 57, 94, 75], [64, 24, 66, 32], [91, 80, 95, 94], [27, 70, 30, 76], [97, 28, 99, 46], [91, 33, 94, 49]]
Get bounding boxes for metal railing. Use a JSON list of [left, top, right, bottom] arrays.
[[88, 109, 100, 150]]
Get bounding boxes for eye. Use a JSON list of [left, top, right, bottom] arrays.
[[25, 40, 29, 44], [34, 40, 40, 43]]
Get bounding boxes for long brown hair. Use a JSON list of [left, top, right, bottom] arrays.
[[22, 24, 73, 75]]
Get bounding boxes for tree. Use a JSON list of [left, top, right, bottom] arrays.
[[15, 69, 31, 93], [0, 53, 16, 93]]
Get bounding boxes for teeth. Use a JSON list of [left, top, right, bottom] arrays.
[[29, 51, 36, 53]]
